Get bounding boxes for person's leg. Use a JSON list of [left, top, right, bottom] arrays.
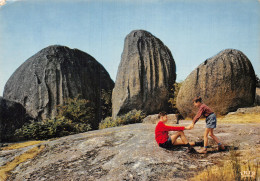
[[170, 131, 184, 144], [209, 129, 225, 150], [203, 128, 210, 148], [173, 139, 195, 146], [208, 128, 220, 143], [171, 131, 194, 145], [197, 128, 210, 153]]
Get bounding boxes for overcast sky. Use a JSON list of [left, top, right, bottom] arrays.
[[0, 0, 259, 95]]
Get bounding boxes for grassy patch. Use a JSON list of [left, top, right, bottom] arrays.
[[1, 141, 45, 150], [190, 148, 260, 181], [0, 144, 45, 180], [218, 113, 260, 123]]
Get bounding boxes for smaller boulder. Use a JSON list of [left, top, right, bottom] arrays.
[[227, 106, 260, 115], [142, 114, 178, 124], [0, 97, 31, 142]]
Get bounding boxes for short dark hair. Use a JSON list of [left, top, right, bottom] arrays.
[[158, 111, 167, 118], [193, 96, 202, 103]]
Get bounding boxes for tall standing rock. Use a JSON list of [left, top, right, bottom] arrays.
[[0, 97, 30, 142], [176, 49, 256, 118], [3, 45, 114, 129], [112, 30, 176, 118]]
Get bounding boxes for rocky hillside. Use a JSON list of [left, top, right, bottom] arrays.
[[1, 121, 259, 180]]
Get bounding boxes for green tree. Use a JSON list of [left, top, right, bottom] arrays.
[[256, 74, 260, 88], [168, 81, 183, 113], [100, 89, 112, 120], [56, 95, 95, 124]]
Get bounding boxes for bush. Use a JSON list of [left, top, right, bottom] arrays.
[[100, 89, 112, 120], [56, 95, 95, 124], [15, 96, 93, 140], [15, 119, 91, 140], [99, 110, 146, 129], [256, 74, 260, 88], [168, 82, 183, 111]]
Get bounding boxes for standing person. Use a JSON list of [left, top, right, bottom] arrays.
[[155, 111, 203, 153], [190, 96, 225, 154]]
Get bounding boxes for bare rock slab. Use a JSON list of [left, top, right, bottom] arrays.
[[5, 122, 260, 180]]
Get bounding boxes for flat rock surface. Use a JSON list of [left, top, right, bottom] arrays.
[[2, 122, 260, 181]]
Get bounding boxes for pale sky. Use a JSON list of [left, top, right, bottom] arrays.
[[0, 0, 259, 95]]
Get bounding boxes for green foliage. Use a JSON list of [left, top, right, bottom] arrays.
[[56, 95, 95, 124], [98, 117, 118, 129], [100, 89, 112, 119], [256, 74, 260, 88], [15, 119, 91, 140], [168, 82, 183, 112], [15, 96, 93, 140], [99, 110, 146, 129]]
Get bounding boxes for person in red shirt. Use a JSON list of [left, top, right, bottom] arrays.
[[190, 96, 225, 154], [155, 111, 202, 153]]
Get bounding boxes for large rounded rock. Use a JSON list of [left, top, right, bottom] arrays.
[[112, 30, 176, 118], [176, 49, 256, 118], [0, 97, 30, 142], [3, 45, 114, 129]]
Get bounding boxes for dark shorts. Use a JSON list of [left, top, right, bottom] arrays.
[[159, 137, 174, 149], [206, 113, 217, 128]]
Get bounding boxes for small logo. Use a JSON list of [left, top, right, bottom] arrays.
[[241, 170, 256, 179]]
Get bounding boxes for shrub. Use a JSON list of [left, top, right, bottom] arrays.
[[98, 117, 118, 129], [256, 74, 260, 88], [56, 95, 95, 124], [168, 82, 183, 112], [100, 89, 113, 120], [15, 96, 93, 140], [99, 110, 146, 129], [15, 119, 91, 140]]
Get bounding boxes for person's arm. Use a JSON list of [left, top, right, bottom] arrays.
[[184, 125, 192, 130], [192, 106, 204, 125], [162, 123, 185, 131]]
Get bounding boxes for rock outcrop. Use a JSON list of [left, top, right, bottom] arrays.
[[2, 122, 260, 180], [176, 49, 256, 118], [142, 114, 178, 124], [112, 30, 176, 118], [0, 97, 30, 142], [227, 106, 260, 115], [3, 45, 114, 129]]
